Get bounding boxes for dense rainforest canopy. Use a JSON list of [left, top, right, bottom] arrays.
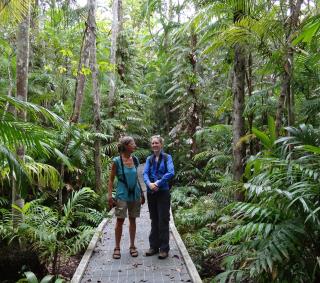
[[1, 0, 320, 282]]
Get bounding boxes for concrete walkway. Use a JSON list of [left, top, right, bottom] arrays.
[[73, 165, 202, 283]]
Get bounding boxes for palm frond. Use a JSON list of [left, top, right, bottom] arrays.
[[0, 0, 31, 23]]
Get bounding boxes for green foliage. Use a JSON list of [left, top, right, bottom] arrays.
[[1, 0, 320, 281], [293, 15, 320, 45], [212, 125, 320, 282], [171, 186, 200, 210], [0, 95, 66, 196], [0, 0, 31, 23], [1, 187, 105, 266], [17, 271, 65, 283]]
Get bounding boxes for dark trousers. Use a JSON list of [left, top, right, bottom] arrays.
[[147, 190, 171, 253]]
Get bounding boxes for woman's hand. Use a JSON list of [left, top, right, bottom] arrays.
[[141, 195, 145, 205], [149, 182, 158, 191], [108, 196, 114, 208]]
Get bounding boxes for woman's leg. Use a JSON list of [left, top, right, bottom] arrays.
[[157, 190, 170, 253], [147, 192, 160, 250], [115, 218, 125, 248], [128, 217, 136, 247]]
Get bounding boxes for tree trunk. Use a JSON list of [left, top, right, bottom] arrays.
[[108, 0, 119, 117], [88, 0, 102, 192], [275, 48, 292, 136], [245, 52, 254, 155], [29, 0, 39, 69], [232, 9, 246, 194], [117, 0, 126, 82], [16, 9, 30, 118], [13, 3, 31, 227], [188, 28, 200, 156], [3, 53, 14, 117], [275, 0, 303, 136], [232, 42, 246, 189], [70, 3, 94, 123], [163, 0, 174, 133]]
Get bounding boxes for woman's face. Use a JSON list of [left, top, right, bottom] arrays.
[[125, 140, 136, 153], [151, 138, 163, 153]]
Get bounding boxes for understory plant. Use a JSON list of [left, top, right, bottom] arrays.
[[0, 187, 105, 274], [211, 124, 320, 282]]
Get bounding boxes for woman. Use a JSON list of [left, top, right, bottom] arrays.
[[108, 136, 144, 259], [143, 135, 175, 259]]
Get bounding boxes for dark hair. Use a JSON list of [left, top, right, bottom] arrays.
[[117, 136, 135, 153]]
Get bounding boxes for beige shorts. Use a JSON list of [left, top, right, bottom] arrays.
[[115, 200, 141, 218]]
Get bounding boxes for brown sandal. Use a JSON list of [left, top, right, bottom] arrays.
[[129, 246, 138, 257], [113, 247, 121, 259]]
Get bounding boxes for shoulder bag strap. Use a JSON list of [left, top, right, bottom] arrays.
[[163, 153, 168, 173], [119, 156, 137, 194]]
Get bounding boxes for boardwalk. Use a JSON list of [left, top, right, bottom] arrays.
[[72, 165, 202, 283]]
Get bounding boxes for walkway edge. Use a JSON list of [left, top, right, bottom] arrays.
[[170, 210, 203, 283], [71, 209, 114, 283]]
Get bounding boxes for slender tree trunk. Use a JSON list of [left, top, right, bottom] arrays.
[[163, 0, 174, 133], [70, 5, 94, 123], [108, 0, 119, 117], [275, 0, 303, 136], [232, 11, 246, 196], [3, 54, 14, 118], [188, 28, 200, 156], [29, 0, 39, 69], [245, 52, 254, 155], [232, 43, 246, 189], [88, 0, 102, 191], [117, 0, 126, 82], [13, 3, 31, 227], [275, 48, 292, 136]]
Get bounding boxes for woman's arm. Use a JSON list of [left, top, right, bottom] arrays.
[[143, 157, 158, 191], [155, 154, 175, 188], [108, 162, 116, 208], [143, 157, 151, 188]]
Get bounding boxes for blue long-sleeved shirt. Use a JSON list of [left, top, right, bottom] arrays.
[[143, 151, 175, 192]]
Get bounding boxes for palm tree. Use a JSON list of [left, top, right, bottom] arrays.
[[0, 94, 64, 198]]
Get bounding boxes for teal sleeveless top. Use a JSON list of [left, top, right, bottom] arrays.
[[113, 156, 141, 201]]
